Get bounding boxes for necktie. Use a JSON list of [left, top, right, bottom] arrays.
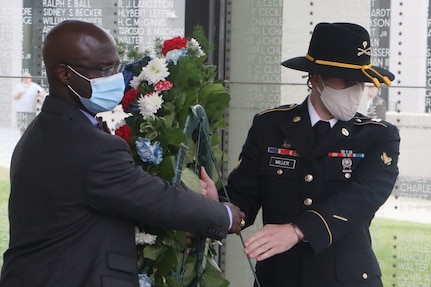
[[313, 120, 330, 143], [96, 117, 111, 134]]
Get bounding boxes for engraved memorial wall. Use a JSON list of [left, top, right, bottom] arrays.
[[0, 3, 23, 127], [25, 0, 185, 78], [1, 0, 185, 133]]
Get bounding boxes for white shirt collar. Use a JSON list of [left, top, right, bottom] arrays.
[[307, 96, 338, 128]]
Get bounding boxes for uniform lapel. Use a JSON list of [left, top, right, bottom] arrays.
[[278, 99, 357, 162], [310, 118, 356, 159], [278, 100, 315, 162]]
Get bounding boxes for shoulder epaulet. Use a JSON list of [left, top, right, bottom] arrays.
[[258, 104, 298, 116], [353, 116, 388, 128]]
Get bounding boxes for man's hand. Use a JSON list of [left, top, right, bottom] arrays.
[[13, 92, 23, 100], [198, 167, 245, 235], [244, 224, 300, 261], [199, 166, 218, 201], [224, 202, 245, 235]]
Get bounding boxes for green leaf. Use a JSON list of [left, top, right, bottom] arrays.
[[157, 155, 175, 179], [161, 112, 175, 129], [180, 168, 201, 193], [144, 245, 168, 261], [201, 262, 230, 287], [164, 275, 184, 287], [156, 247, 178, 275]]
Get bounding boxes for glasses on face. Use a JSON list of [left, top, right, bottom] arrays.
[[100, 62, 127, 77], [64, 62, 127, 77]]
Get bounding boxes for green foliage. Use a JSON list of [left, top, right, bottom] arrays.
[[371, 217, 431, 287], [115, 27, 230, 286], [0, 168, 10, 271]]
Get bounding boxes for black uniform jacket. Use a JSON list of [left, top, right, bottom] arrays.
[[225, 98, 400, 287], [0, 95, 231, 287]]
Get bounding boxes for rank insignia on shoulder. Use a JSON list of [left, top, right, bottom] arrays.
[[381, 152, 392, 166], [258, 104, 297, 116], [354, 117, 387, 128]]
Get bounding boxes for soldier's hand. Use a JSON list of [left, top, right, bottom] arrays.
[[199, 166, 218, 201], [244, 224, 300, 261]]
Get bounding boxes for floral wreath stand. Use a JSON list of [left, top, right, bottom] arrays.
[[139, 104, 223, 287], [116, 33, 234, 287], [174, 104, 216, 287]]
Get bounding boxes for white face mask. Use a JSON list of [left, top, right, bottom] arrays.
[[317, 79, 363, 121]]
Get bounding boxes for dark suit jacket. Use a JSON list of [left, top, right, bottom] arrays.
[[0, 95, 230, 287], [225, 98, 400, 287]]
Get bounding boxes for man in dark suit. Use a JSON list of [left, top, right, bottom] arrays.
[[224, 22, 400, 286], [0, 20, 244, 287]]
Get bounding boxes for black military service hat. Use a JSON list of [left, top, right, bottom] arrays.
[[281, 22, 394, 87]]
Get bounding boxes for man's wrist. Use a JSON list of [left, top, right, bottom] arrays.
[[224, 204, 233, 230]]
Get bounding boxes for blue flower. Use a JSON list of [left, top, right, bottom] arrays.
[[135, 137, 163, 165], [165, 49, 187, 65], [138, 273, 154, 287]]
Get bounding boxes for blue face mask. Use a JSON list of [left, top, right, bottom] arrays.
[[67, 65, 125, 114]]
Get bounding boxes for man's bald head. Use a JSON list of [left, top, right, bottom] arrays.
[[43, 20, 117, 78], [42, 20, 120, 104]]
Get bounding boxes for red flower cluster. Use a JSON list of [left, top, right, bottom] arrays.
[[154, 80, 173, 92], [122, 88, 140, 111], [115, 124, 132, 144], [161, 36, 187, 55]]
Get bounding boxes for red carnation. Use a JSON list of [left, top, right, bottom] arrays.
[[121, 88, 139, 111], [115, 124, 132, 145], [161, 36, 187, 56], [154, 80, 173, 92]]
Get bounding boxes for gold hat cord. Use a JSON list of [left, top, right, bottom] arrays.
[[305, 54, 392, 88]]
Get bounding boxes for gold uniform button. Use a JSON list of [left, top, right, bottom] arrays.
[[362, 273, 368, 280], [277, 169, 283, 175], [341, 128, 349, 137], [293, 116, 301, 122], [304, 174, 313, 182], [304, 197, 313, 206]]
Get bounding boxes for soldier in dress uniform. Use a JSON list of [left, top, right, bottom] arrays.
[[223, 22, 400, 287]]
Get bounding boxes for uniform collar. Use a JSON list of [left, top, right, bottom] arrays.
[[307, 96, 338, 128]]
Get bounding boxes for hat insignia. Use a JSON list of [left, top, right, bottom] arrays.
[[357, 41, 371, 56]]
